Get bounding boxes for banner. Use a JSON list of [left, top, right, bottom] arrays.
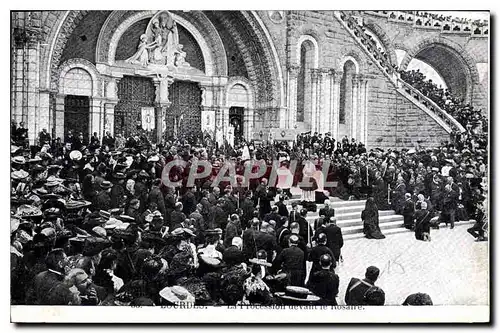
[[141, 107, 155, 131], [252, 129, 270, 141], [270, 128, 297, 141]]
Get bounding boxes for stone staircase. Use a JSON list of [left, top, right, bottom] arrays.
[[333, 10, 466, 136], [284, 194, 475, 241]]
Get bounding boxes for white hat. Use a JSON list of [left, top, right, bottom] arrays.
[[159, 286, 195, 305], [69, 150, 82, 161]]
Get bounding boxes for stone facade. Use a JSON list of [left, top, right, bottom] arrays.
[[11, 10, 488, 149]]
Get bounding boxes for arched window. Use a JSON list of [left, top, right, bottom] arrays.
[[339, 60, 357, 125], [296, 39, 315, 122]]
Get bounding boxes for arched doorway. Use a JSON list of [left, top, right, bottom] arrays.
[[61, 67, 93, 142]]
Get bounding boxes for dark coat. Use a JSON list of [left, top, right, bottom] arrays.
[[297, 216, 313, 244], [323, 224, 343, 261], [255, 185, 272, 217], [148, 186, 166, 218], [272, 245, 305, 286], [344, 278, 375, 306], [240, 198, 255, 229], [289, 209, 300, 224], [276, 201, 289, 218], [307, 244, 336, 274], [134, 181, 148, 212], [208, 205, 227, 230], [110, 183, 126, 209], [264, 212, 282, 224], [443, 189, 459, 212], [170, 210, 187, 230], [181, 190, 197, 216], [33, 270, 75, 305], [224, 221, 242, 248], [318, 206, 335, 220], [402, 199, 415, 228], [307, 269, 339, 305], [242, 229, 277, 262], [414, 209, 432, 240], [222, 245, 245, 266], [94, 190, 111, 212]]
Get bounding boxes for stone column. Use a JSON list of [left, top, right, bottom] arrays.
[[202, 76, 228, 146], [11, 11, 43, 144], [310, 68, 320, 132], [332, 71, 343, 142], [38, 90, 51, 137], [90, 98, 103, 139], [327, 69, 336, 135], [358, 76, 369, 146], [103, 77, 120, 138], [153, 76, 174, 143], [351, 74, 360, 140], [244, 106, 255, 140], [287, 65, 301, 129], [103, 101, 117, 137], [317, 68, 331, 134], [54, 94, 65, 140]]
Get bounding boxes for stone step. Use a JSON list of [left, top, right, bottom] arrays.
[[285, 204, 367, 215], [329, 199, 367, 208], [337, 214, 404, 229], [342, 219, 476, 240], [285, 198, 366, 208], [343, 227, 410, 241], [341, 219, 405, 235], [331, 205, 367, 214], [304, 210, 396, 222]]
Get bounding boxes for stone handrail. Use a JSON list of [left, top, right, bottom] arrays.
[[397, 78, 466, 133], [334, 11, 397, 85], [335, 10, 466, 134], [364, 11, 489, 37]]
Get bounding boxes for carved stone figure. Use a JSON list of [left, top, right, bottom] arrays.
[[174, 44, 189, 67], [123, 11, 190, 69], [125, 34, 156, 67], [158, 12, 179, 66]]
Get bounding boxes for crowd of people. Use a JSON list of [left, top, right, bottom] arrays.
[[399, 68, 488, 136], [375, 10, 489, 28], [10, 101, 488, 306]]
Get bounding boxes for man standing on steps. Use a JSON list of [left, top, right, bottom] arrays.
[[297, 209, 313, 245], [402, 193, 415, 229], [288, 202, 300, 224], [323, 216, 343, 265], [442, 184, 458, 229], [276, 195, 289, 218], [344, 266, 380, 306], [318, 199, 335, 223]]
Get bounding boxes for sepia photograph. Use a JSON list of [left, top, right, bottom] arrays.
[[8, 7, 490, 323]]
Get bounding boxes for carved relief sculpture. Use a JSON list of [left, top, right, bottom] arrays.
[[123, 11, 189, 69], [124, 34, 157, 67]]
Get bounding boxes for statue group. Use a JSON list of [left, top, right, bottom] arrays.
[[125, 11, 189, 68]]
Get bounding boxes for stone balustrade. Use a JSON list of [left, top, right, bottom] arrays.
[[337, 12, 395, 77], [365, 11, 488, 36], [397, 79, 466, 133]]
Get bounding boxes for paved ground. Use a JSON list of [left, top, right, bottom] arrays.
[[331, 224, 489, 305]]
